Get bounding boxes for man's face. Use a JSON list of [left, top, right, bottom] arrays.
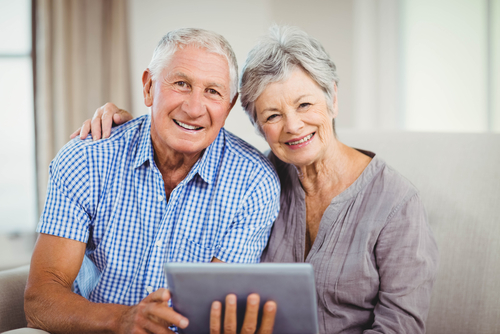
[[143, 45, 235, 159]]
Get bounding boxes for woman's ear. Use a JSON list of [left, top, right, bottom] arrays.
[[142, 69, 154, 107], [331, 82, 339, 119]]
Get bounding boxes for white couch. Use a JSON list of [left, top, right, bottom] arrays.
[[1, 131, 499, 333]]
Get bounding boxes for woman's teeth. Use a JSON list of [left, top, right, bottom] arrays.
[[287, 133, 314, 145], [175, 120, 202, 130]]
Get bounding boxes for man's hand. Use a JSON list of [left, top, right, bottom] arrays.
[[210, 294, 277, 334], [70, 102, 133, 140], [119, 289, 189, 334], [25, 234, 190, 333]]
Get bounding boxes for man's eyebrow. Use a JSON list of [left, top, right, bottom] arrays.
[[168, 72, 190, 81]]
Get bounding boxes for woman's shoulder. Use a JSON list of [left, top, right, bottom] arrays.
[[360, 152, 424, 219]]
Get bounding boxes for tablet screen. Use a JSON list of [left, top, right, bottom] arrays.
[[164, 263, 318, 334]]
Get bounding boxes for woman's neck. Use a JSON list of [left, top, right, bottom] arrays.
[[295, 139, 371, 198]]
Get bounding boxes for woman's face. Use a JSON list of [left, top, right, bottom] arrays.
[[255, 67, 338, 168]]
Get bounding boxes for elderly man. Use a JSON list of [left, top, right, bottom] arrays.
[[23, 28, 280, 333]]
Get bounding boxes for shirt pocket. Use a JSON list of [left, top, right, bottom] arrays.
[[172, 238, 216, 263]]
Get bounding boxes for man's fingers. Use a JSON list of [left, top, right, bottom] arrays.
[[257, 301, 277, 334], [210, 301, 222, 334], [142, 318, 175, 334], [142, 289, 188, 329], [144, 301, 189, 330], [144, 288, 171, 303], [224, 294, 237, 334], [241, 294, 260, 334]]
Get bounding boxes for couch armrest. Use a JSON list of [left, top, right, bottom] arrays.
[[0, 265, 30, 332]]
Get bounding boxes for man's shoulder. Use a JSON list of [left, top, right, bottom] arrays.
[[52, 115, 149, 174]]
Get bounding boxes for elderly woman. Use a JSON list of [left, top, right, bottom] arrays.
[[78, 26, 438, 333]]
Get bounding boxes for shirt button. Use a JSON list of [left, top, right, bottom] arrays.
[[146, 286, 154, 293], [155, 240, 162, 247], [158, 195, 164, 202]]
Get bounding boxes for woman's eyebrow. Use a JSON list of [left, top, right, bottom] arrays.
[[293, 94, 312, 104]]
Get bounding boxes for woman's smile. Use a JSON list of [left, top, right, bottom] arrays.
[[285, 132, 315, 149]]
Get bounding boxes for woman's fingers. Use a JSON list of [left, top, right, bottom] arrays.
[[241, 294, 260, 334], [210, 301, 222, 334], [90, 106, 104, 140], [71, 103, 132, 141], [70, 127, 81, 139], [113, 109, 134, 125], [224, 294, 238, 334], [257, 301, 277, 334]]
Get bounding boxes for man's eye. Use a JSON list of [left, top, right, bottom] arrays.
[[207, 88, 220, 95], [176, 81, 188, 88]]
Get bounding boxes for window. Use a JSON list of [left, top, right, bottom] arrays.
[[0, 0, 37, 233]]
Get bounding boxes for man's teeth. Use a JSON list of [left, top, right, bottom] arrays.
[[287, 133, 314, 145], [175, 120, 202, 130]]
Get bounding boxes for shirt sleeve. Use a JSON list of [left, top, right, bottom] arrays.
[[364, 193, 439, 334], [214, 169, 280, 264], [37, 142, 92, 243]]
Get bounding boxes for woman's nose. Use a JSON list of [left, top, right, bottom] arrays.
[[284, 113, 304, 134]]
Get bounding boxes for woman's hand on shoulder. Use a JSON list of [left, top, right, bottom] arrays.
[[210, 293, 277, 334], [70, 102, 134, 140]]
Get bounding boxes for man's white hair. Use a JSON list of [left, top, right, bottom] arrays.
[[148, 28, 238, 100]]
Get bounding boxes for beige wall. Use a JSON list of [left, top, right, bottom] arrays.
[[127, 0, 498, 151]]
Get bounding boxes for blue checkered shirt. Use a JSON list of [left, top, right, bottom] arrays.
[[37, 115, 280, 305]]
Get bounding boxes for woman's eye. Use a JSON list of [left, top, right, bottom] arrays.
[[299, 102, 311, 108], [266, 114, 279, 122]]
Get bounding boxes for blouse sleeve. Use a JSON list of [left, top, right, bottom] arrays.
[[364, 193, 439, 334]]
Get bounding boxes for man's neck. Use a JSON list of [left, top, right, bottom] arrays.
[[151, 140, 204, 201]]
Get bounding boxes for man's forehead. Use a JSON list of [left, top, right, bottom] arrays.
[[162, 47, 231, 87]]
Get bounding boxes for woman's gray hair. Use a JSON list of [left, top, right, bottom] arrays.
[[148, 28, 239, 100], [240, 25, 339, 135]]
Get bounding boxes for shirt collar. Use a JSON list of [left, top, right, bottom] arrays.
[[134, 115, 154, 169], [188, 128, 224, 185], [134, 115, 224, 185]]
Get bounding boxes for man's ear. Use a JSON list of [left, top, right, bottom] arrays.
[[142, 69, 154, 107], [228, 92, 239, 113]]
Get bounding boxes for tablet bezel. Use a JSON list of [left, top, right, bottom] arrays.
[[164, 262, 319, 334]]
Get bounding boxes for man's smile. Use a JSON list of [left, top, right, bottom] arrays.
[[174, 119, 203, 131]]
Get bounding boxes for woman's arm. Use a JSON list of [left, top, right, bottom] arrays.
[[366, 193, 439, 334], [70, 103, 134, 140]]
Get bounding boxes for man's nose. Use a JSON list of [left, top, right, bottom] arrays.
[[284, 112, 304, 134], [182, 89, 205, 118]]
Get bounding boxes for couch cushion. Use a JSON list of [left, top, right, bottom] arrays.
[[0, 265, 30, 332]]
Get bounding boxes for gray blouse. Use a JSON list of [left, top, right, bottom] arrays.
[[261, 150, 439, 334]]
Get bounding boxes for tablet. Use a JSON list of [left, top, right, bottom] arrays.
[[164, 262, 318, 334]]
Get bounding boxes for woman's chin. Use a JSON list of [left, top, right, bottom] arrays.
[[273, 147, 320, 168]]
